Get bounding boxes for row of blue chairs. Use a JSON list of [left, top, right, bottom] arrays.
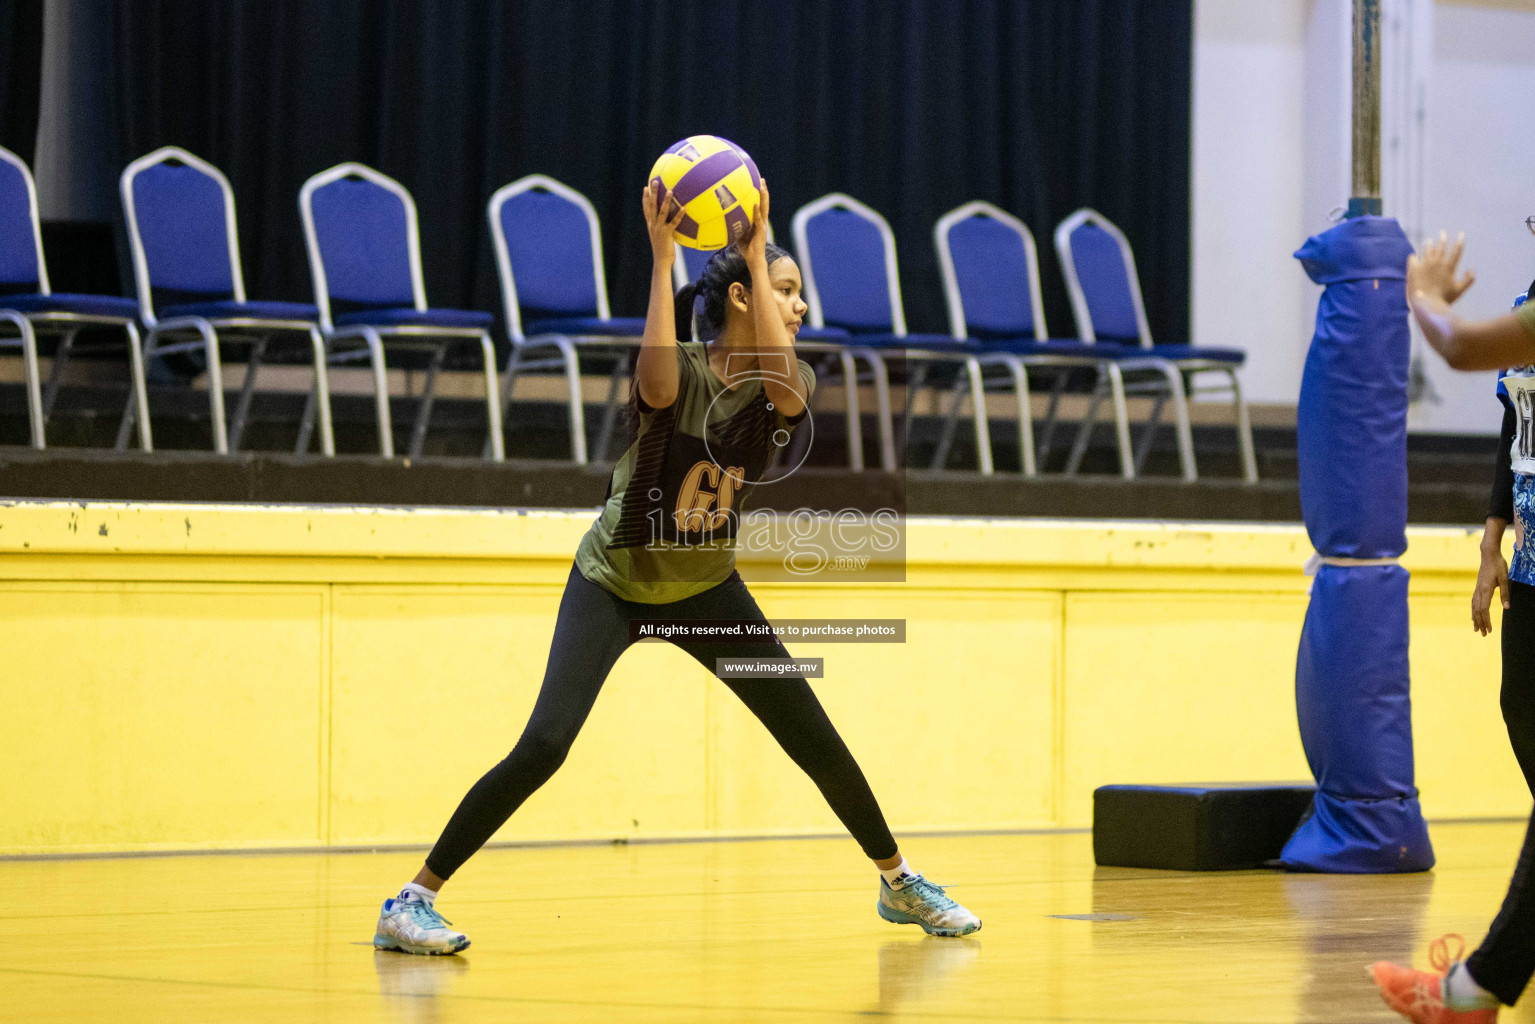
[[0, 145, 1253, 479], [788, 196, 1253, 481]]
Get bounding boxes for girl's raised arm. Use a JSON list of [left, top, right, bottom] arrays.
[[1410, 232, 1535, 372], [739, 182, 807, 418], [637, 182, 687, 410]]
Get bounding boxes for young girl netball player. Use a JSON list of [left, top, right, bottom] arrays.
[[372, 180, 981, 955], [1472, 279, 1535, 794], [1371, 232, 1535, 1022]]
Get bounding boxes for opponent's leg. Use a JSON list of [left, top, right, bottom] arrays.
[[1463, 809, 1535, 1006], [1370, 808, 1535, 1019], [1501, 580, 1535, 796], [665, 574, 980, 936], [376, 564, 632, 954]]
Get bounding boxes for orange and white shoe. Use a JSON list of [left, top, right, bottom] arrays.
[[1370, 934, 1499, 1023]]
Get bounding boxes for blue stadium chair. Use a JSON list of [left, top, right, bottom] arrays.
[[0, 146, 149, 450], [937, 200, 1195, 479], [488, 175, 644, 464], [1056, 208, 1256, 483], [121, 146, 334, 455], [302, 163, 502, 461], [794, 193, 986, 473]]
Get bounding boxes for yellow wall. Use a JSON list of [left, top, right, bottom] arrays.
[[0, 502, 1522, 856]]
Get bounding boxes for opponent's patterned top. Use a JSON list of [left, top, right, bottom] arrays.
[[1497, 297, 1535, 584], [575, 341, 815, 603]]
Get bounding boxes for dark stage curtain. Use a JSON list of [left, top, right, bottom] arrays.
[[0, 0, 43, 164], [114, 0, 1192, 347]]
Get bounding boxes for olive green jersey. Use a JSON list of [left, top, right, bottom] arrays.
[[575, 341, 815, 603]]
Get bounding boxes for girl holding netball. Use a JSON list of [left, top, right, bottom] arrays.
[[372, 177, 980, 955]]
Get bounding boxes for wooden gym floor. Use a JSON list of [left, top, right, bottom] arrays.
[[6, 823, 1535, 1023]]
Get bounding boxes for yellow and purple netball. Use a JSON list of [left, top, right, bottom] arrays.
[[649, 135, 761, 250]]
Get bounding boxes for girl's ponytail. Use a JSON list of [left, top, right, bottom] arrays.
[[673, 282, 700, 343], [680, 243, 791, 342]]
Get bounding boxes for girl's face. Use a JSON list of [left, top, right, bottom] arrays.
[[727, 257, 810, 338]]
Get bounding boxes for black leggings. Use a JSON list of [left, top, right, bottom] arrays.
[[1467, 579, 1535, 1003], [1502, 579, 1535, 797], [424, 563, 898, 879], [1469, 810, 1535, 1005]]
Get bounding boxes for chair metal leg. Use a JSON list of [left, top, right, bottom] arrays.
[[1106, 363, 1134, 479], [1157, 363, 1197, 482], [904, 361, 929, 420], [559, 340, 588, 466], [42, 328, 77, 421], [900, 359, 928, 457], [1133, 392, 1167, 477], [138, 322, 227, 453], [837, 350, 865, 471], [297, 380, 319, 455], [499, 347, 523, 424], [407, 343, 447, 461], [483, 345, 522, 463], [116, 402, 136, 451], [1228, 368, 1258, 483], [296, 341, 338, 456], [1064, 380, 1104, 477], [1036, 370, 1070, 464], [304, 326, 335, 457], [228, 336, 268, 453], [476, 331, 504, 463], [864, 350, 895, 472], [124, 321, 152, 451], [1062, 364, 1136, 479], [359, 328, 393, 458], [929, 359, 994, 475], [0, 312, 45, 448], [119, 324, 153, 452], [931, 374, 966, 471], [593, 355, 628, 464], [1002, 357, 1037, 477], [483, 337, 589, 465], [967, 357, 993, 475], [186, 321, 230, 455]]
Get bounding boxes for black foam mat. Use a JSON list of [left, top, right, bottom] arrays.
[[1093, 783, 1316, 871]]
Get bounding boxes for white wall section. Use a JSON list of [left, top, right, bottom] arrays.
[[1191, 0, 1315, 408], [1192, 0, 1534, 433]]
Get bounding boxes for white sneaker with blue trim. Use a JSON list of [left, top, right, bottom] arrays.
[[373, 890, 470, 955], [877, 873, 981, 936]]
